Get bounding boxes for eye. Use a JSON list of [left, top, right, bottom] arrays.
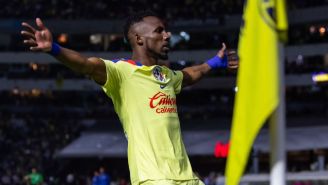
[[154, 27, 164, 33]]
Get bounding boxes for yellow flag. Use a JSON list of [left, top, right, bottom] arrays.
[[225, 0, 288, 185]]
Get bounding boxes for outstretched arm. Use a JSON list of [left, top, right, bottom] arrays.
[[182, 43, 238, 87], [21, 18, 106, 85]]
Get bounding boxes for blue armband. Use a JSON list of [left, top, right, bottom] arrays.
[[48, 42, 61, 56], [206, 55, 228, 69]]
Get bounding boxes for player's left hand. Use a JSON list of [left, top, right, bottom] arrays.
[[216, 43, 239, 70], [227, 50, 239, 70]]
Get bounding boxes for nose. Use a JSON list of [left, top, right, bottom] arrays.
[[163, 31, 171, 40]]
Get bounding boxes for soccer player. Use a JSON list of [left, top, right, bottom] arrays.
[[21, 11, 238, 185]]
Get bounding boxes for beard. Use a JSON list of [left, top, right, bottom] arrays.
[[149, 49, 169, 60], [157, 52, 169, 60]]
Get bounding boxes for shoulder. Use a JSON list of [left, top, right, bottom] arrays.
[[159, 65, 178, 74], [166, 67, 182, 78], [101, 58, 141, 65]]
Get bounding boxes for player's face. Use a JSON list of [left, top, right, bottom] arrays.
[[138, 16, 171, 60]]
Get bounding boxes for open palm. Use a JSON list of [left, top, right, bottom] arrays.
[[21, 18, 53, 52]]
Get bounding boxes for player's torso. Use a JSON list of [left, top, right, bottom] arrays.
[[126, 65, 178, 113], [118, 64, 180, 130], [104, 60, 195, 183]]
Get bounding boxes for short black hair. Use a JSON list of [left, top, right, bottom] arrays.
[[123, 10, 161, 45]]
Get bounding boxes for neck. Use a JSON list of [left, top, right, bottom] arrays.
[[131, 49, 158, 66]]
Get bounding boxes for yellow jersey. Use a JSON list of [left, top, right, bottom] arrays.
[[101, 58, 198, 185]]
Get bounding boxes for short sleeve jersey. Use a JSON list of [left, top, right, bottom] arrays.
[[101, 59, 198, 185]]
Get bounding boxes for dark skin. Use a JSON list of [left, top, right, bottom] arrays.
[[21, 17, 238, 87]]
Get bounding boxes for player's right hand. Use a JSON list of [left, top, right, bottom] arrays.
[[21, 18, 53, 52]]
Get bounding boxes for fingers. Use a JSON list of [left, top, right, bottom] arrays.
[[218, 43, 226, 53], [221, 43, 226, 51], [217, 42, 227, 58], [36, 18, 45, 29], [227, 50, 239, 61], [227, 57, 239, 70], [228, 65, 238, 69], [21, 30, 36, 39], [23, 38, 43, 51], [30, 46, 43, 52], [41, 30, 46, 38], [21, 18, 47, 35], [21, 18, 51, 52], [216, 44, 239, 70], [23, 38, 37, 46], [21, 22, 38, 51], [228, 64, 238, 70], [23, 39, 43, 51], [226, 49, 239, 70], [227, 50, 236, 55], [228, 60, 238, 66], [21, 22, 37, 33]]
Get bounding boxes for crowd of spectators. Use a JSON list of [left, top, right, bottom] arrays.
[[0, 54, 327, 80], [287, 0, 328, 10], [1, 0, 244, 20], [1, 0, 328, 52], [0, 111, 84, 184], [1, 0, 328, 20], [288, 23, 328, 46], [0, 85, 327, 128], [0, 110, 129, 185], [1, 23, 327, 52], [0, 62, 235, 79], [0, 63, 83, 79], [0, 89, 234, 122], [285, 55, 328, 74]]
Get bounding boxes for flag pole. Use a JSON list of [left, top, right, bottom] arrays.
[[269, 42, 286, 185]]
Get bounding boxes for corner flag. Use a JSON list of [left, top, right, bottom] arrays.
[[225, 0, 288, 185]]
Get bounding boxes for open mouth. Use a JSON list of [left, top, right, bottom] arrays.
[[162, 45, 170, 52]]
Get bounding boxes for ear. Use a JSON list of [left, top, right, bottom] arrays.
[[136, 34, 143, 46]]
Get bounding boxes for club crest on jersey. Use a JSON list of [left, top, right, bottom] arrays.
[[153, 66, 166, 82]]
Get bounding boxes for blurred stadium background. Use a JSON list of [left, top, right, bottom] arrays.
[[1, 0, 328, 184]]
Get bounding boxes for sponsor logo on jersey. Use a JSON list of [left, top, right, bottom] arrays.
[[149, 92, 177, 114]]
